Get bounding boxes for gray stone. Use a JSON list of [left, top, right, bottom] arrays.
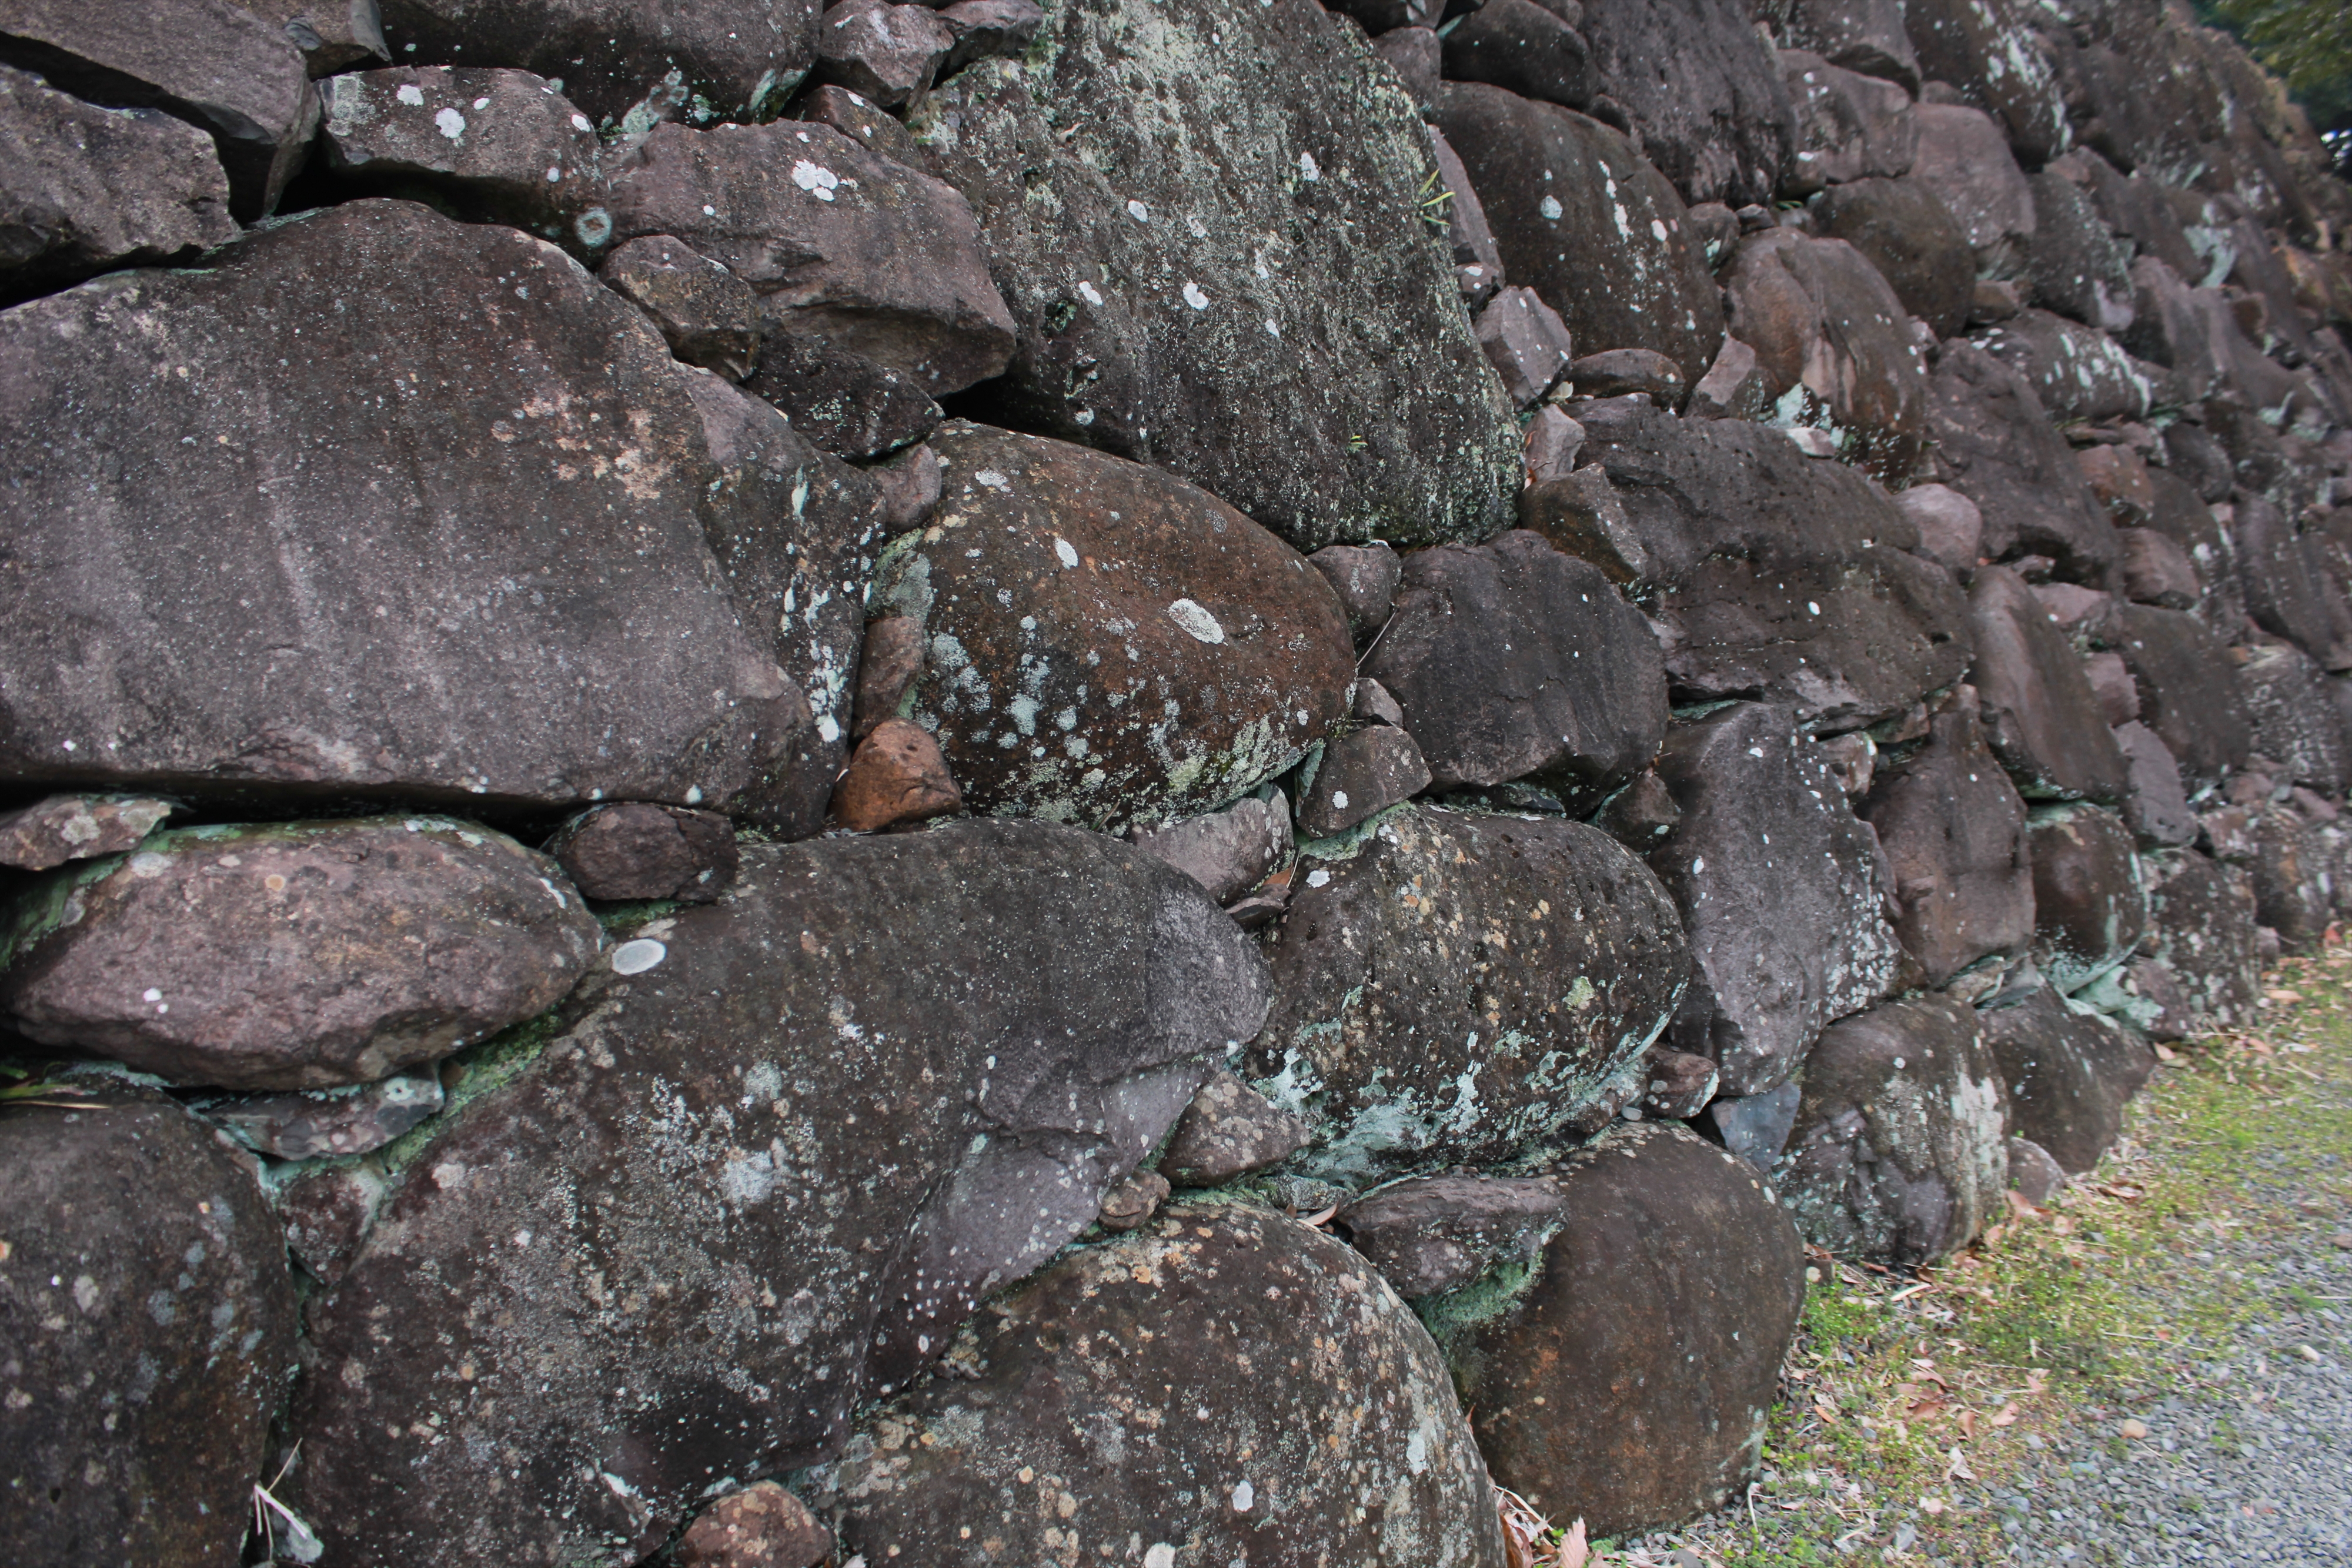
[[1522, 403, 1585, 484], [1576, 0, 1796, 206], [817, 1203, 1508, 1568], [814, 0, 951, 106], [870, 424, 1356, 834], [2234, 496, 2345, 667], [1780, 49, 1916, 190], [1980, 987, 2154, 1174], [908, 6, 1520, 551], [2007, 1135, 2066, 1203], [1857, 702, 2035, 987], [2240, 641, 2351, 795], [1298, 725, 1431, 838], [1337, 1174, 1566, 1296], [1705, 1079, 1803, 1169], [2141, 847, 2261, 1028], [1818, 730, 1876, 796], [1778, 993, 2007, 1265], [599, 233, 762, 380], [2114, 720, 2199, 848], [0, 63, 236, 297], [1902, 0, 2070, 165], [1974, 309, 2164, 425], [0, 794, 171, 871], [1966, 565, 2132, 800], [1895, 483, 1986, 573], [288, 823, 1270, 1564], [1688, 333, 1776, 420], [1780, 0, 1918, 92], [1372, 23, 1441, 109], [740, 327, 942, 459], [2103, 603, 2251, 787], [936, 0, 1043, 75], [1433, 1122, 1804, 1536], [0, 1087, 298, 1568], [1642, 1045, 1722, 1119], [2116, 526, 2203, 610], [2025, 162, 2136, 333], [201, 1071, 445, 1159], [1439, 0, 1594, 109], [1246, 805, 1689, 1183], [868, 442, 942, 534], [1517, 463, 1651, 584], [0, 816, 603, 1089], [1429, 123, 1504, 287], [1571, 346, 1686, 406], [1811, 176, 1976, 339], [1308, 543, 1403, 643], [1127, 794, 1292, 906], [1157, 1067, 1311, 1186], [1361, 531, 1665, 812], [2027, 803, 2148, 995], [2250, 805, 2333, 948], [2116, 957, 2194, 1042], [1475, 284, 1575, 407], [545, 801, 741, 904], [243, 0, 388, 75], [1907, 103, 2035, 279], [1647, 703, 1902, 1094]]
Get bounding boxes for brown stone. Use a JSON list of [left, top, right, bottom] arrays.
[[676, 1482, 833, 1568], [1857, 703, 2034, 987], [1094, 1169, 1170, 1231], [599, 235, 763, 381], [1158, 1067, 1311, 1186], [850, 614, 925, 739], [1297, 724, 1431, 837], [830, 718, 962, 831], [544, 801, 741, 903], [0, 794, 171, 870], [1642, 1047, 1722, 1119]]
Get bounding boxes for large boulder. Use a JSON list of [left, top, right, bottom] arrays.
[[1436, 85, 1726, 389], [1810, 175, 1975, 339], [2102, 604, 2250, 788], [1432, 1123, 1804, 1537], [2141, 847, 2261, 1028], [1361, 531, 1665, 813], [1777, 994, 2008, 1265], [1966, 566, 2131, 800], [1719, 229, 1931, 482], [1902, 0, 2070, 164], [1245, 806, 1689, 1184], [0, 199, 878, 831], [1924, 340, 2117, 579], [2232, 497, 2345, 668], [1781, 50, 1917, 190], [2250, 806, 2333, 948], [2025, 163, 2137, 332], [0, 1087, 298, 1568], [1646, 704, 1901, 1095], [908, 3, 1521, 551], [816, 1203, 1508, 1568], [2239, 641, 2351, 794], [869, 423, 1355, 834], [1973, 309, 2163, 424], [0, 62, 236, 297], [1905, 104, 2036, 279], [1575, 0, 1796, 206], [287, 822, 1271, 1565], [0, 817, 602, 1089], [375, 0, 816, 126], [1780, 0, 1920, 92], [1979, 987, 2154, 1175], [1856, 702, 2034, 987], [2114, 720, 2199, 848], [2027, 804, 2148, 995]]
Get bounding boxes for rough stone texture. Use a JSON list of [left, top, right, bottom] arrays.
[[373, 0, 815, 128], [1297, 724, 1431, 838], [288, 823, 1270, 1566], [1337, 1174, 1565, 1297], [1436, 1122, 1804, 1537], [2112, 955, 2193, 1042], [2141, 847, 2261, 1029], [1128, 793, 1289, 906], [242, 0, 387, 75], [320, 66, 608, 252], [830, 717, 963, 831], [1719, 227, 1930, 482], [1575, 0, 1796, 206], [1925, 339, 2118, 578], [608, 119, 1013, 394], [1572, 347, 1686, 405], [2007, 1135, 2066, 1203], [0, 63, 236, 298], [1475, 284, 1576, 407], [0, 1087, 298, 1568], [0, 794, 170, 871], [0, 200, 868, 828], [2240, 641, 2351, 795], [0, 816, 602, 1089], [1439, 0, 1594, 109], [1646, 704, 1902, 1095], [1778, 993, 2007, 1266], [1896, 482, 1986, 572], [1907, 103, 2036, 279], [1967, 566, 2132, 801], [2103, 603, 2252, 788], [0, 0, 317, 219], [2250, 805, 2333, 948], [1688, 333, 1776, 420], [202, 1071, 445, 1159], [2234, 497, 2344, 667], [2116, 526, 2203, 610], [1643, 1045, 1723, 1118], [1308, 543, 1402, 643], [1975, 309, 2163, 425], [1094, 1168, 1168, 1230], [1246, 806, 1689, 1184], [871, 424, 1355, 834], [1158, 1067, 1311, 1186], [818, 1203, 1508, 1568], [674, 1482, 832, 1568], [814, 0, 953, 109], [1810, 176, 1975, 339], [1706, 1080, 1805, 1170], [1856, 703, 2034, 987], [1903, 0, 2069, 165], [849, 614, 923, 738], [1979, 987, 2154, 1175], [1781, 49, 1917, 191], [910, 4, 1521, 551], [1781, 0, 1919, 92], [1437, 84, 1727, 389], [2026, 165, 2136, 332], [1361, 530, 1665, 812], [937, 0, 1045, 78], [746, 329, 942, 459], [600, 233, 762, 380], [2115, 719, 2200, 848], [2027, 803, 2149, 995], [546, 802, 740, 903]]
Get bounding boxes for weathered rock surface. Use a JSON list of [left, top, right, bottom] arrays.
[[1475, 283, 1576, 407], [545, 802, 740, 904], [1297, 724, 1431, 838], [675, 1482, 832, 1568], [743, 328, 943, 459], [2234, 496, 2344, 667], [0, 63, 236, 297], [2027, 804, 2148, 995], [1646, 704, 1901, 1095], [1437, 84, 1727, 389], [814, 0, 953, 109], [1576, 0, 1796, 206], [202, 1071, 445, 1159], [0, 794, 171, 871], [1308, 543, 1403, 643], [1361, 531, 1665, 811], [819, 1202, 1507, 1567], [2240, 641, 2351, 794], [1906, 103, 2035, 278], [1925, 341, 2119, 577], [1856, 704, 2034, 987], [1810, 176, 1975, 339], [1435, 1122, 1804, 1536], [2141, 847, 2261, 1028], [0, 200, 864, 827], [2114, 719, 2200, 848], [1158, 1067, 1311, 1186], [600, 233, 763, 380], [1979, 987, 2154, 1175], [1246, 807, 1689, 1183], [1966, 566, 2131, 801], [1896, 482, 1986, 573], [1778, 994, 2007, 1265], [1440, 0, 1594, 109], [1706, 1079, 1805, 1169], [911, 5, 1521, 550], [2116, 526, 2203, 610], [1974, 309, 2163, 424], [609, 119, 1013, 394], [870, 424, 1354, 833], [1780, 0, 1919, 92], [288, 823, 1270, 1564], [2026, 165, 2136, 332], [2103, 603, 2251, 787], [1905, 0, 2069, 165], [0, 1088, 298, 1568], [1642, 1045, 1723, 1118], [1782, 50, 1916, 191], [1338, 1174, 1565, 1297], [374, 0, 815, 127], [830, 717, 963, 831], [2250, 805, 2333, 947], [0, 817, 602, 1089], [1128, 793, 1290, 906]]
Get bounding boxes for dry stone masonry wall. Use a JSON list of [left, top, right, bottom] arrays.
[[0, 0, 2347, 1560]]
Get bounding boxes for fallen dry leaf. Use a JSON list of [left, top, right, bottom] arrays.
[[1920, 1497, 1946, 1516], [1959, 1410, 1977, 1438], [1989, 1402, 2020, 1427], [1946, 1446, 1976, 1481], [1556, 1517, 1588, 1568], [2266, 989, 2303, 1003], [2005, 1191, 2048, 1221], [2120, 1419, 2149, 1440]]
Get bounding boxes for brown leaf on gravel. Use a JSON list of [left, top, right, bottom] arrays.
[[1989, 1401, 2020, 1426]]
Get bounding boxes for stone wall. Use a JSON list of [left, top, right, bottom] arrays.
[[1, 0, 2348, 1561]]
